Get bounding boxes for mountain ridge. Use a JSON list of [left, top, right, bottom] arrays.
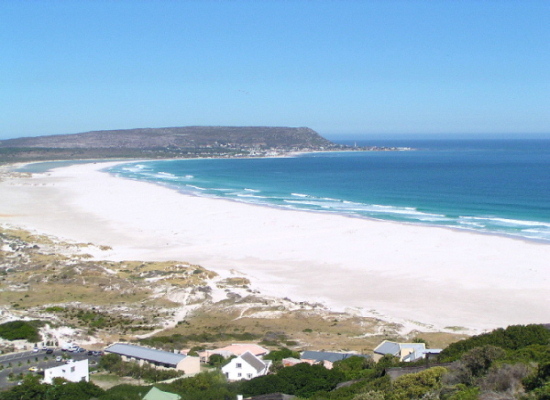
[[0, 126, 350, 162], [0, 126, 334, 149]]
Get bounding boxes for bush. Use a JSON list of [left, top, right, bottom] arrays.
[[167, 371, 238, 400], [0, 320, 42, 342], [524, 362, 550, 392], [333, 356, 375, 380], [98, 384, 151, 400], [389, 366, 447, 400], [207, 354, 225, 367], [263, 347, 300, 362], [440, 325, 550, 362], [479, 363, 531, 393], [444, 346, 506, 386], [240, 362, 345, 398]]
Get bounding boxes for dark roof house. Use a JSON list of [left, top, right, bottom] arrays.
[[301, 351, 369, 363], [300, 351, 369, 369], [105, 343, 200, 373]]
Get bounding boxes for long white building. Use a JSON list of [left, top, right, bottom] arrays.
[[43, 359, 89, 384]]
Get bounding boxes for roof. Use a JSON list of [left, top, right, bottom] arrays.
[[248, 394, 295, 400], [373, 341, 426, 355], [300, 351, 368, 363], [241, 351, 268, 373], [213, 343, 269, 356], [373, 341, 401, 356], [143, 387, 181, 400], [105, 343, 186, 367]]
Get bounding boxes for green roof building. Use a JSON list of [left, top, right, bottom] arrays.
[[143, 387, 181, 400]]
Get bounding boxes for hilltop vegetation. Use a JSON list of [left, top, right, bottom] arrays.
[[0, 126, 361, 163]]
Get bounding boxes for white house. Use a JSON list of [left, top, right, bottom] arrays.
[[43, 359, 89, 384], [222, 351, 271, 381]]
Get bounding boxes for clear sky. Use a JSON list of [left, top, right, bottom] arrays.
[[1, 0, 549, 140]]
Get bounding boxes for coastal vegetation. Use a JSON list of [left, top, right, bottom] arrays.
[[2, 324, 550, 399], [0, 225, 464, 355], [3, 223, 549, 399], [0, 320, 42, 343]]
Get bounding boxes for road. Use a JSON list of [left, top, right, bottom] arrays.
[[0, 348, 101, 389]]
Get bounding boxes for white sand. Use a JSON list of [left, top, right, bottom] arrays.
[[1, 161, 549, 333]]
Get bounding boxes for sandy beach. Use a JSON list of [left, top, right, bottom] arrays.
[[1, 161, 549, 333]]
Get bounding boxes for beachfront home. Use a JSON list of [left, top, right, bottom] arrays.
[[222, 351, 272, 381], [43, 359, 89, 384], [300, 351, 370, 370], [105, 343, 200, 373], [372, 340, 442, 362], [199, 343, 269, 363]]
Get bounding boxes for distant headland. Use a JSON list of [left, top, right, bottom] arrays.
[[0, 126, 398, 163]]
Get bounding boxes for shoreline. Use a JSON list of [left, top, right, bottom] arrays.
[[1, 160, 550, 334], [103, 158, 550, 247]]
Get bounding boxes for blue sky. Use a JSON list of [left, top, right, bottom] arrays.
[[1, 0, 549, 140]]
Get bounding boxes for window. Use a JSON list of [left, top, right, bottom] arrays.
[[236, 363, 242, 368], [247, 373, 252, 378], [238, 373, 242, 377], [71, 366, 75, 372]]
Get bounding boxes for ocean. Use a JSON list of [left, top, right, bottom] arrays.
[[104, 138, 550, 242]]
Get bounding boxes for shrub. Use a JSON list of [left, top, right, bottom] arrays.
[[241, 362, 345, 398], [479, 363, 531, 393], [0, 320, 42, 342], [263, 347, 300, 362], [389, 366, 447, 400], [440, 325, 550, 362]]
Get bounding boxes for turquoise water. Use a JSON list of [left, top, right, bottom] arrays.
[[106, 139, 550, 242]]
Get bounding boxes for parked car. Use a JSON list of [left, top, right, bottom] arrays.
[[46, 349, 54, 354], [77, 347, 86, 353], [56, 356, 63, 362], [28, 366, 39, 372], [32, 347, 39, 353]]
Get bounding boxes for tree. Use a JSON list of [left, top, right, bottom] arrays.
[[207, 354, 225, 367], [263, 347, 300, 362], [44, 380, 104, 400], [0, 375, 46, 400], [166, 371, 238, 400]]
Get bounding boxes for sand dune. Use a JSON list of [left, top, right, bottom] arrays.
[[1, 161, 549, 333]]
